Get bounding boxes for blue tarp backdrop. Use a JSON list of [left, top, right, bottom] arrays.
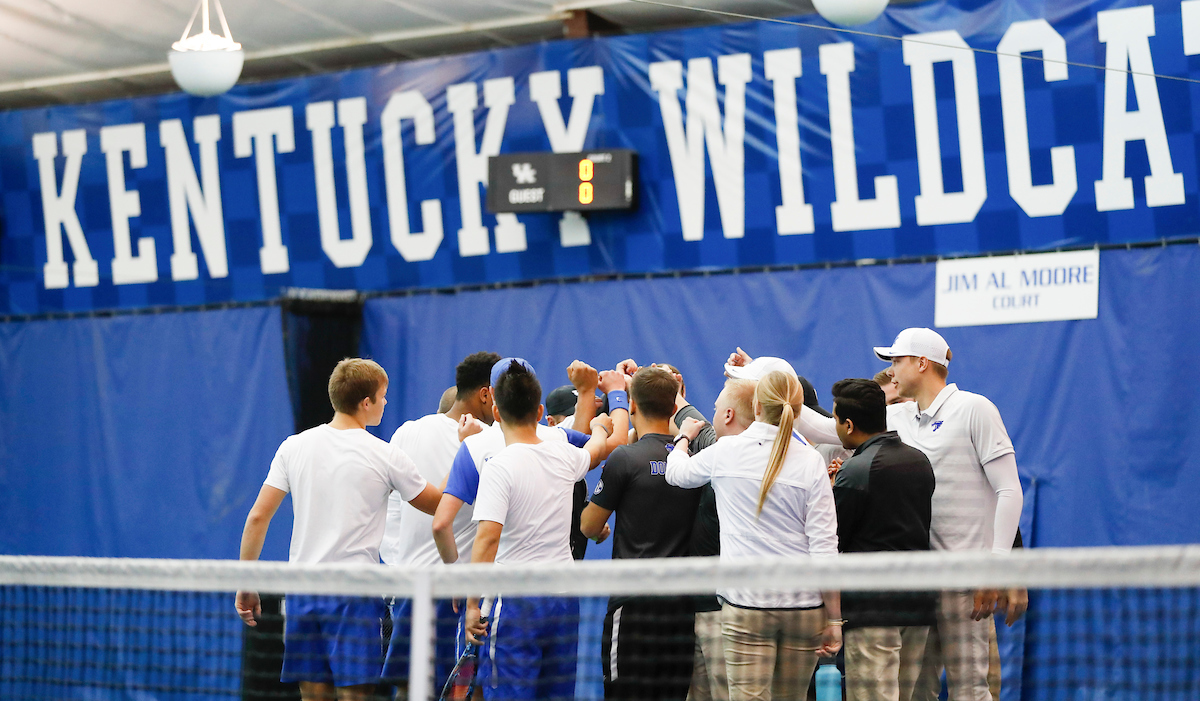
[[3, 0, 1200, 314], [0, 306, 294, 559]]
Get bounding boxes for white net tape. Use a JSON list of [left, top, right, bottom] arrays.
[[3, 544, 1200, 597]]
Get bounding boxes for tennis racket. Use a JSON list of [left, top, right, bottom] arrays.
[[438, 597, 492, 701]]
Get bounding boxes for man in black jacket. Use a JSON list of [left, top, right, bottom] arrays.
[[831, 378, 937, 701]]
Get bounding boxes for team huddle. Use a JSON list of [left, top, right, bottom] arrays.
[[235, 327, 1025, 701]]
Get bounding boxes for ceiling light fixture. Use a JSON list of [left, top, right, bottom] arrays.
[[811, 0, 890, 26], [169, 0, 244, 97]]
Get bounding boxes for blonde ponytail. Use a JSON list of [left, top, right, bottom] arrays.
[[755, 371, 804, 515]]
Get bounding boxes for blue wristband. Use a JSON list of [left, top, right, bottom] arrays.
[[607, 390, 629, 413]]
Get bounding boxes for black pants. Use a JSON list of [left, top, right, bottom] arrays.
[[601, 596, 696, 701]]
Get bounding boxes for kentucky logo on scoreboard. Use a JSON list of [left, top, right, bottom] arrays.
[[488, 151, 638, 213]]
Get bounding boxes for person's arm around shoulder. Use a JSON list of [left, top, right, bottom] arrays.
[[665, 417, 717, 488], [235, 485, 286, 627], [673, 403, 717, 453]]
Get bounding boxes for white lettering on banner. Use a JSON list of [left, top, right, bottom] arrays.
[[649, 54, 751, 241], [32, 130, 98, 289], [1183, 0, 1200, 55], [764, 48, 814, 235], [997, 20, 1077, 218], [306, 99, 374, 269], [100, 123, 158, 284], [819, 42, 902, 232], [160, 116, 228, 281], [1094, 6, 1185, 211], [447, 78, 526, 256], [903, 31, 988, 226], [935, 249, 1099, 328], [381, 91, 444, 263], [530, 66, 605, 247], [233, 106, 295, 275]]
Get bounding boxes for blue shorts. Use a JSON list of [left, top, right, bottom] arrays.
[[478, 596, 579, 701], [281, 594, 386, 687], [382, 598, 463, 686]]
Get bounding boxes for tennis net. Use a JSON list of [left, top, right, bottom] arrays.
[[2, 546, 1199, 700]]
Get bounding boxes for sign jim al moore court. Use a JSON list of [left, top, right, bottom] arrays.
[[935, 249, 1100, 328]]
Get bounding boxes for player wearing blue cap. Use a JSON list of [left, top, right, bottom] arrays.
[[464, 359, 614, 700]]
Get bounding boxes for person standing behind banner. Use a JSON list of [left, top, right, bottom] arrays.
[[465, 360, 613, 701], [666, 370, 842, 701], [580, 366, 704, 701], [236, 358, 442, 701], [379, 351, 500, 692], [830, 379, 936, 701]]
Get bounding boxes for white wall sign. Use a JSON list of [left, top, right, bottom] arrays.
[[935, 249, 1100, 327]]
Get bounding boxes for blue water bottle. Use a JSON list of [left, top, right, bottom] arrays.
[[815, 660, 842, 701]]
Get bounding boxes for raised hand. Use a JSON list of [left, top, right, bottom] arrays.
[[615, 358, 639, 377], [679, 417, 705, 441], [590, 412, 614, 437], [827, 457, 844, 481], [458, 412, 485, 441], [598, 370, 626, 395], [727, 347, 753, 368], [568, 360, 599, 392]]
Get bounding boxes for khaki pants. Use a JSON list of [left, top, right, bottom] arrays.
[[912, 591, 993, 701], [843, 626, 929, 701], [721, 604, 825, 701], [688, 610, 730, 701]]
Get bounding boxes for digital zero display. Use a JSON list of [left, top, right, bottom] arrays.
[[487, 150, 638, 214]]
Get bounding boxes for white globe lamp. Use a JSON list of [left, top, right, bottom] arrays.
[[169, 0, 244, 97], [812, 0, 890, 26]]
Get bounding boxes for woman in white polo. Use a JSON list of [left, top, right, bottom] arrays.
[[666, 370, 842, 701]]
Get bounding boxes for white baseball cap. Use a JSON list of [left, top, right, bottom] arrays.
[[725, 356, 798, 380], [873, 328, 950, 366]]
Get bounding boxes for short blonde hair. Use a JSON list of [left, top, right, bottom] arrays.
[[328, 358, 388, 415], [723, 379, 756, 427], [873, 368, 893, 386]]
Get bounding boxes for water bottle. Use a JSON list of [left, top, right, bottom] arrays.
[[815, 660, 842, 701]]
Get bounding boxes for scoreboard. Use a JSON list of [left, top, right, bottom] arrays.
[[487, 150, 638, 213]]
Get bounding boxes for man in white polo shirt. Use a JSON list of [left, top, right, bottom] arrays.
[[733, 329, 1023, 701]]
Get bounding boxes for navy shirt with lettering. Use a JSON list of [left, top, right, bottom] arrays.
[[590, 434, 703, 561]]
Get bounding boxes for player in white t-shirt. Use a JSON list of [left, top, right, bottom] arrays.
[[431, 360, 628, 564], [378, 351, 500, 687], [735, 329, 1023, 701], [464, 359, 613, 701], [235, 358, 442, 701]]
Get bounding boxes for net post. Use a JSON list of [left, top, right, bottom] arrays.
[[408, 571, 434, 701]]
